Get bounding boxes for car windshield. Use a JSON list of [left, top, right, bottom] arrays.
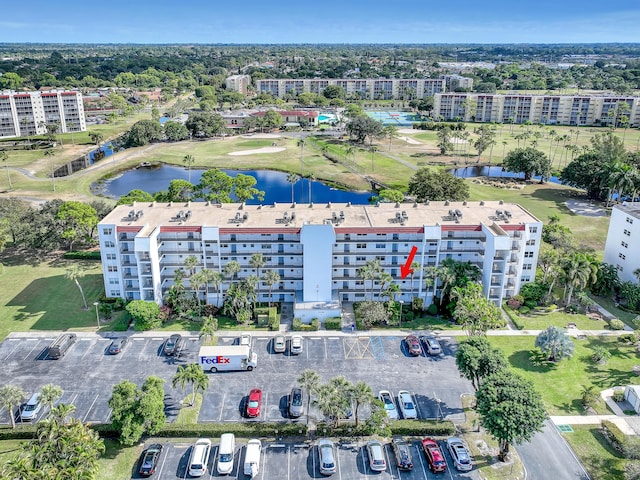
[[191, 463, 202, 470], [248, 400, 259, 408], [292, 393, 302, 405], [373, 459, 385, 466], [404, 401, 414, 409], [24, 404, 36, 411], [220, 453, 232, 462], [454, 445, 470, 462], [166, 339, 175, 348]]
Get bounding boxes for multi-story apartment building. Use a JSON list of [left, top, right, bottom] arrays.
[[98, 201, 542, 318], [0, 90, 86, 139], [440, 74, 474, 92], [604, 204, 640, 284], [433, 93, 640, 127], [251, 78, 451, 100], [225, 75, 251, 95]]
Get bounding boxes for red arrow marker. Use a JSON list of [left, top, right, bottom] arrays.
[[400, 246, 418, 279]]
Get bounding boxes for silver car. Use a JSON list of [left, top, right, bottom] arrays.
[[20, 392, 42, 421], [273, 334, 286, 353], [421, 336, 442, 356], [446, 437, 473, 471], [378, 390, 398, 420], [318, 438, 336, 476], [366, 440, 387, 472], [289, 387, 304, 418], [290, 335, 303, 354]]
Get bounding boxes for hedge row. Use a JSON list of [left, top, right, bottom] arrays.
[[502, 305, 524, 330], [292, 318, 319, 331], [324, 318, 342, 330], [63, 251, 102, 260], [314, 419, 456, 437], [602, 420, 640, 459]]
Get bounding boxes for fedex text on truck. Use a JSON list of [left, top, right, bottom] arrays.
[[201, 356, 230, 364]]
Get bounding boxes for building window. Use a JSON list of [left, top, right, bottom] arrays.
[[622, 241, 628, 248], [529, 226, 538, 233], [108, 278, 120, 285], [103, 228, 113, 235], [104, 241, 115, 248], [106, 253, 116, 260], [524, 252, 534, 258], [521, 275, 531, 282], [526, 240, 536, 246], [107, 265, 118, 272], [261, 244, 270, 249], [617, 264, 624, 272], [356, 243, 366, 249], [109, 290, 120, 297], [356, 256, 366, 261], [619, 253, 626, 260], [624, 229, 631, 236], [375, 244, 385, 249], [523, 264, 532, 270], [627, 217, 634, 224]]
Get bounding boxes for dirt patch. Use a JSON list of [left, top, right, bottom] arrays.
[[398, 136, 422, 145], [228, 147, 286, 156]]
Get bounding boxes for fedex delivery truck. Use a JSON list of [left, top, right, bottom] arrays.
[[198, 345, 257, 372]]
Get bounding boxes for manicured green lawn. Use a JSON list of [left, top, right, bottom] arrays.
[[0, 252, 106, 341], [590, 294, 639, 325], [488, 336, 639, 415], [97, 439, 142, 480], [0, 439, 25, 466], [562, 426, 626, 480], [398, 315, 494, 331], [512, 309, 610, 331]]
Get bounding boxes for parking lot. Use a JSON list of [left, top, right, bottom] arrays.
[[0, 332, 470, 427], [133, 439, 480, 479]]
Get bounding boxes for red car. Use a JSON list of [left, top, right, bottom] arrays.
[[246, 388, 262, 418], [422, 438, 447, 473], [405, 335, 423, 356]]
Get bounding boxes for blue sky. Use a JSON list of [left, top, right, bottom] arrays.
[[2, 1, 640, 44]]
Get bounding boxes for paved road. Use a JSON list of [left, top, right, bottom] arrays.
[[516, 419, 590, 480]]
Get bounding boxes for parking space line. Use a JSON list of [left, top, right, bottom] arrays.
[[137, 340, 150, 362], [82, 394, 100, 423], [3, 340, 22, 361], [218, 392, 226, 422], [324, 339, 328, 360], [262, 393, 268, 421], [23, 340, 43, 361], [259, 443, 268, 480], [414, 443, 429, 479], [413, 391, 422, 420], [156, 445, 169, 478], [287, 445, 291, 480], [359, 447, 370, 480], [80, 341, 97, 361]]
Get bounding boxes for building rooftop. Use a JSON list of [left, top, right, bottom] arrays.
[[615, 203, 640, 219], [101, 201, 540, 232]]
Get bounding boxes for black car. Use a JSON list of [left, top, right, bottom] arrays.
[[139, 443, 163, 476], [391, 438, 414, 470], [164, 334, 183, 356], [107, 337, 128, 355]]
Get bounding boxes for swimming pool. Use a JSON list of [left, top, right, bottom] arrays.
[[318, 114, 337, 123], [366, 111, 421, 126]]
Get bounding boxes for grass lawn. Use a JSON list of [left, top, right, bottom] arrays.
[[488, 336, 640, 415], [590, 294, 639, 325], [562, 425, 626, 480], [397, 315, 488, 331], [0, 251, 107, 341], [97, 439, 143, 480], [0, 439, 25, 466], [174, 393, 203, 425], [512, 309, 610, 331]]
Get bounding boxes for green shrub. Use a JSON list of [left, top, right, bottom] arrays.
[[292, 318, 319, 332], [157, 422, 307, 439], [524, 300, 537, 310], [503, 305, 524, 330], [426, 303, 438, 315], [620, 333, 640, 344], [602, 420, 640, 459], [565, 304, 579, 314], [403, 311, 415, 323], [518, 306, 530, 315], [390, 420, 456, 436], [324, 318, 342, 330], [609, 319, 625, 330], [63, 250, 102, 260], [546, 304, 558, 312], [412, 297, 424, 312], [613, 390, 626, 403]]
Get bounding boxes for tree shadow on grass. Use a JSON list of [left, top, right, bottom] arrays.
[[0, 248, 59, 267], [586, 366, 637, 390], [508, 349, 558, 373]]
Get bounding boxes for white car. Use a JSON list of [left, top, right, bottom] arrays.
[[378, 390, 398, 420], [397, 390, 417, 419], [446, 437, 473, 471], [366, 440, 387, 472], [290, 335, 303, 354], [240, 334, 252, 347]]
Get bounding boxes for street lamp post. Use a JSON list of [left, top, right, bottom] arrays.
[[434, 391, 442, 421], [399, 300, 404, 329], [93, 301, 100, 329]]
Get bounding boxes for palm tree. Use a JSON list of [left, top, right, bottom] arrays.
[[88, 132, 104, 149], [351, 381, 375, 427], [183, 154, 195, 183], [307, 173, 315, 203], [65, 266, 88, 309], [286, 173, 300, 203], [535, 326, 575, 362], [172, 363, 209, 406], [562, 252, 598, 305], [409, 261, 420, 296], [436, 259, 458, 305], [49, 402, 76, 423], [383, 125, 398, 151], [0, 151, 11, 190], [297, 369, 320, 425], [313, 384, 343, 427], [0, 385, 25, 429], [184, 255, 199, 276], [44, 148, 56, 191], [224, 260, 241, 285], [250, 253, 265, 304], [423, 266, 439, 300], [369, 145, 378, 172], [345, 145, 356, 165], [199, 315, 218, 345], [263, 270, 281, 307], [39, 384, 63, 415], [190, 270, 206, 307], [210, 271, 224, 307]]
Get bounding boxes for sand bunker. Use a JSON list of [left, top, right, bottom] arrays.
[[399, 136, 422, 145], [398, 128, 421, 134], [228, 147, 286, 156]]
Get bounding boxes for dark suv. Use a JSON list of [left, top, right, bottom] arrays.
[[163, 334, 183, 356]]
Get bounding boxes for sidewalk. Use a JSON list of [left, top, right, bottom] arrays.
[[550, 415, 637, 435]]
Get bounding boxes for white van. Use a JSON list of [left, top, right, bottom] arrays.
[[188, 438, 211, 477], [20, 392, 42, 422], [243, 439, 262, 478], [217, 433, 235, 475]]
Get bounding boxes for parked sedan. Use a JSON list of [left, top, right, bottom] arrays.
[[391, 437, 414, 470], [366, 440, 387, 472], [139, 443, 163, 476], [420, 335, 442, 356], [246, 389, 262, 418], [397, 390, 417, 419], [404, 334, 422, 356], [163, 334, 183, 356], [378, 390, 398, 420], [289, 387, 304, 418], [239, 334, 252, 347], [290, 335, 304, 355], [273, 334, 286, 353], [422, 438, 447, 473], [318, 438, 337, 476], [107, 337, 128, 355], [446, 437, 473, 471]]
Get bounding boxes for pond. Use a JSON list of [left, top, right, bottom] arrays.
[[94, 165, 373, 205], [450, 165, 562, 184]]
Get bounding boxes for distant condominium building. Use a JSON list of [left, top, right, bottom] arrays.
[[604, 204, 640, 284], [433, 93, 640, 127], [98, 201, 541, 319], [0, 90, 86, 139], [251, 77, 458, 100], [225, 74, 251, 95]]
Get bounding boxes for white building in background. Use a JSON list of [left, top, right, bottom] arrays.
[[252, 78, 455, 100], [225, 75, 251, 95], [0, 90, 86, 139], [98, 201, 542, 320], [604, 204, 640, 284], [433, 93, 640, 127]]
